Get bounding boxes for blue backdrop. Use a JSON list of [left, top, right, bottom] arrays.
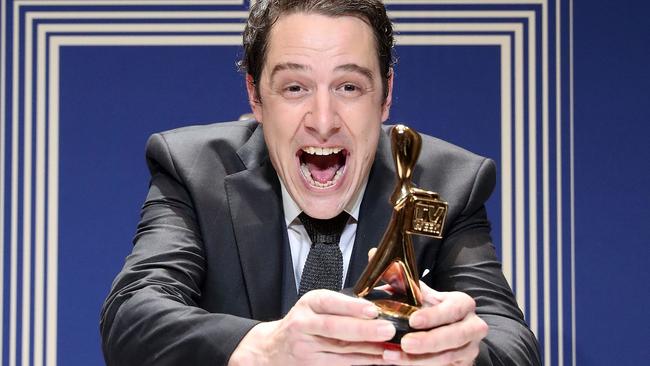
[[1, 1, 648, 365]]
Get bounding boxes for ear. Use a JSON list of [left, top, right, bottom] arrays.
[[245, 74, 264, 123], [381, 69, 394, 123]]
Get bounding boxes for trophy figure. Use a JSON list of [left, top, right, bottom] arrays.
[[349, 124, 448, 346]]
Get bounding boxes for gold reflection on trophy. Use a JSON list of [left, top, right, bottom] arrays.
[[352, 125, 448, 343]]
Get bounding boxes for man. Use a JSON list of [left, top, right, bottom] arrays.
[[100, 1, 540, 365]]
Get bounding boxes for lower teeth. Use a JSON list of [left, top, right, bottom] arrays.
[[301, 163, 343, 188]]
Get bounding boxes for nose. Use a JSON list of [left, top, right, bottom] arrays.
[[304, 89, 340, 141]]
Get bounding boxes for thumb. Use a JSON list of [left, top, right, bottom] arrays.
[[367, 247, 377, 261], [419, 281, 444, 305]]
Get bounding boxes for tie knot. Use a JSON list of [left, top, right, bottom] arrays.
[[298, 211, 349, 245]]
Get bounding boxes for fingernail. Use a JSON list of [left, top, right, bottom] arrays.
[[410, 314, 423, 327], [401, 337, 419, 351], [383, 349, 401, 361], [363, 305, 378, 318], [378, 323, 396, 338]]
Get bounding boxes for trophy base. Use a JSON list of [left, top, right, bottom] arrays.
[[341, 288, 420, 346]]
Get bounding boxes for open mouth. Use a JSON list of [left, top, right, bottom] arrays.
[[298, 147, 348, 189]]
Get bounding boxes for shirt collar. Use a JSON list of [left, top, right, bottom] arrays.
[[280, 176, 369, 226]]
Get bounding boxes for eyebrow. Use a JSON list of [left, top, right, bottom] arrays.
[[269, 62, 311, 81], [334, 63, 375, 83], [268, 62, 375, 83]]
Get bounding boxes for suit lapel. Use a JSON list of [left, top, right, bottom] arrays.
[[227, 125, 404, 310], [345, 129, 395, 287], [225, 126, 286, 321]]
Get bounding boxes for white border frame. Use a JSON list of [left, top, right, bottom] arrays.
[[0, 1, 574, 366]]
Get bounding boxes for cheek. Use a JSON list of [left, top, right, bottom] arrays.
[[264, 124, 300, 169], [361, 135, 371, 157], [266, 105, 306, 137], [350, 134, 374, 171], [361, 129, 380, 163]]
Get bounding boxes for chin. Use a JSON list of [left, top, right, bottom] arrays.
[[300, 197, 348, 220]]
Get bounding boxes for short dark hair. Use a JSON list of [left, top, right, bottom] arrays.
[[239, 0, 395, 101]]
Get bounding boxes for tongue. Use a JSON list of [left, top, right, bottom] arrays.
[[303, 154, 342, 183]]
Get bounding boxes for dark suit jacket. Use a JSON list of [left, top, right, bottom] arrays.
[[100, 120, 540, 365]]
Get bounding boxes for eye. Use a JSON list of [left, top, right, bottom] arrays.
[[336, 83, 363, 97], [282, 83, 308, 99], [287, 85, 303, 93]]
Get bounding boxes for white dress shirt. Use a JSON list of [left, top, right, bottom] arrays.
[[280, 178, 368, 292]]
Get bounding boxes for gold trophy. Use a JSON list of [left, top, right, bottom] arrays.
[[347, 125, 448, 346]]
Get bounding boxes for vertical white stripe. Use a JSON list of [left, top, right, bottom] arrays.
[[528, 13, 539, 338], [501, 41, 513, 287], [47, 39, 60, 366], [10, 4, 21, 366], [569, 1, 577, 365], [555, 1, 564, 365], [542, 1, 552, 365], [33, 21, 46, 366], [21, 6, 34, 366], [5, 4, 556, 364], [514, 24, 526, 314], [0, 0, 7, 363]]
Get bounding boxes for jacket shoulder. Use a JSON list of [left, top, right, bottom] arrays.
[[144, 120, 262, 179], [382, 127, 496, 214], [156, 120, 258, 151], [380, 125, 490, 170], [419, 133, 490, 167]]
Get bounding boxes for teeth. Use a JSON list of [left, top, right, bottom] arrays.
[[302, 147, 343, 156], [300, 163, 344, 189]]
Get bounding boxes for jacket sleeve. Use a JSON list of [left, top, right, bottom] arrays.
[[427, 158, 541, 365], [100, 133, 258, 365]]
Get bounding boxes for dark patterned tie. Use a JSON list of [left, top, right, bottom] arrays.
[[298, 211, 349, 297]]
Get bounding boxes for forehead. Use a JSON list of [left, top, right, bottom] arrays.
[[264, 12, 379, 73]]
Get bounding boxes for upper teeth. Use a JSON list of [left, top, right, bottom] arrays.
[[302, 147, 343, 155]]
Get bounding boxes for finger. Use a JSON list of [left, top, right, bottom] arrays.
[[315, 336, 387, 355], [319, 352, 391, 366], [368, 247, 377, 260], [302, 313, 396, 342], [383, 340, 481, 365], [302, 289, 378, 319], [418, 281, 443, 305], [373, 284, 393, 293], [409, 292, 476, 329], [401, 314, 488, 354]]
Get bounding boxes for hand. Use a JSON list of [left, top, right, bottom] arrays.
[[229, 289, 397, 366], [366, 248, 488, 365], [383, 283, 489, 365]]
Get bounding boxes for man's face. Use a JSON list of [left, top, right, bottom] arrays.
[[247, 13, 393, 219]]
